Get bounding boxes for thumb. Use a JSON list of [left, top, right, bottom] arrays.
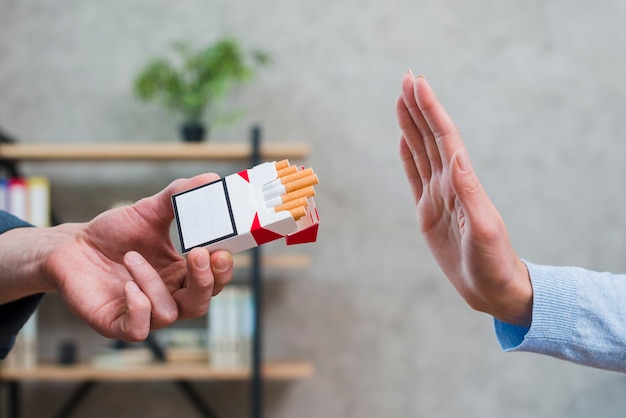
[[166, 172, 221, 196], [132, 172, 221, 225]]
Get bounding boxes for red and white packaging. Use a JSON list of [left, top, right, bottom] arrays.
[[172, 161, 320, 254]]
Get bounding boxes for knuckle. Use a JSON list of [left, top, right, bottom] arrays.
[[181, 303, 210, 319]]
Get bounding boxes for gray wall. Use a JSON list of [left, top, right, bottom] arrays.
[[3, 1, 626, 417]]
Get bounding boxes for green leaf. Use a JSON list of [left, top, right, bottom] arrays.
[[132, 36, 271, 124]]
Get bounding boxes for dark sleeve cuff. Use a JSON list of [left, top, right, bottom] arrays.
[[0, 210, 32, 232], [0, 293, 45, 359], [0, 210, 44, 359]]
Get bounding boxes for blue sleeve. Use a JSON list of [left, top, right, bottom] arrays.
[[494, 260, 626, 372], [0, 210, 43, 360]]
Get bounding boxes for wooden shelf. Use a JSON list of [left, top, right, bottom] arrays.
[[0, 142, 309, 162], [0, 361, 314, 382], [233, 253, 311, 269]]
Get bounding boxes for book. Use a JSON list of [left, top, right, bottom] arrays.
[[207, 285, 254, 369], [7, 177, 27, 220], [155, 327, 209, 364], [0, 175, 50, 226], [26, 176, 51, 227], [90, 347, 155, 369]]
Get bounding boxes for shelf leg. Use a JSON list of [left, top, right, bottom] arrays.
[[175, 381, 219, 418], [53, 381, 96, 418], [252, 245, 263, 418], [8, 381, 20, 418], [250, 125, 263, 418]]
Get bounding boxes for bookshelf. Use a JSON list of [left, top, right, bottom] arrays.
[[0, 128, 314, 418], [0, 362, 314, 382], [0, 142, 309, 162]]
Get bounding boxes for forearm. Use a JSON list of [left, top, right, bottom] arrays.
[[0, 224, 80, 303]]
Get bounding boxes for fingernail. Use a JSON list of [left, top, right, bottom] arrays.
[[456, 151, 470, 172], [214, 253, 232, 273], [195, 251, 210, 271], [125, 251, 144, 265]]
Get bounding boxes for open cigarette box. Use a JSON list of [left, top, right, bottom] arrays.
[[172, 160, 320, 254]]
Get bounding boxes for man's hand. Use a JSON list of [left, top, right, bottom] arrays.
[[42, 173, 233, 341]]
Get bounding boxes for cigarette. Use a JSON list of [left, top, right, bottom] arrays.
[[283, 174, 319, 193], [273, 197, 309, 212], [275, 159, 290, 171], [263, 167, 314, 191], [263, 174, 319, 199], [265, 186, 316, 207], [277, 165, 297, 178], [289, 206, 307, 221], [281, 167, 313, 183]]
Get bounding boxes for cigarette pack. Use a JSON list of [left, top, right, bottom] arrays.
[[172, 160, 320, 254]]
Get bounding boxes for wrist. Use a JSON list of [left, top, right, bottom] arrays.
[[491, 258, 533, 327], [0, 224, 80, 303]]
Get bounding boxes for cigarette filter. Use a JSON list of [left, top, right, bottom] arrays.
[[172, 160, 320, 254]]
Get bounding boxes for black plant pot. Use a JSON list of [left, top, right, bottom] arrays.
[[180, 122, 207, 142]]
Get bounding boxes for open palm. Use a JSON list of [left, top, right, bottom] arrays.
[[396, 72, 532, 326]]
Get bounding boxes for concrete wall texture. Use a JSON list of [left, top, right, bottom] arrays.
[[3, 1, 626, 417]]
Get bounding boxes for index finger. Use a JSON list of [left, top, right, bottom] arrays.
[[414, 75, 464, 170]]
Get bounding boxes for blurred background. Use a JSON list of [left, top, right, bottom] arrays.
[[3, 0, 626, 417]]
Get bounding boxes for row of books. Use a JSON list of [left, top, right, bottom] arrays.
[[89, 284, 255, 369], [0, 176, 51, 227], [207, 284, 254, 369], [1, 176, 51, 369]]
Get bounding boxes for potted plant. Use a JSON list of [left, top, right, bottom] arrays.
[[133, 37, 270, 142]]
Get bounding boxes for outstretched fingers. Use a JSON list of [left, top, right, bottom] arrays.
[[399, 136, 423, 203], [413, 75, 464, 172], [397, 96, 432, 183], [397, 72, 438, 184]]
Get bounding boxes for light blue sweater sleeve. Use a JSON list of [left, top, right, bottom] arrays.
[[494, 261, 626, 372]]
